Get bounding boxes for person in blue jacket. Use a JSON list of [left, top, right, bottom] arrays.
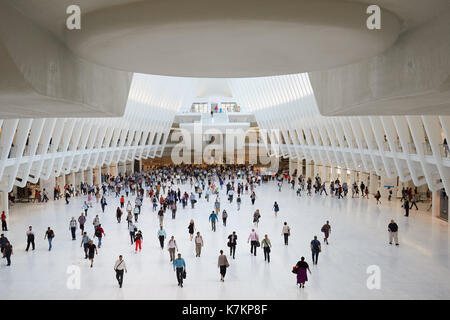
[[209, 211, 219, 232], [173, 253, 186, 287]]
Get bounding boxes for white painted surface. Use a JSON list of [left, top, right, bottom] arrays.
[[0, 180, 448, 299]]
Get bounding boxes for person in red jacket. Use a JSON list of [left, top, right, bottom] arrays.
[[1, 211, 7, 231], [120, 195, 125, 209]]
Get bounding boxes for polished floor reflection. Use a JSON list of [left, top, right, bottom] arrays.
[[0, 181, 449, 299]]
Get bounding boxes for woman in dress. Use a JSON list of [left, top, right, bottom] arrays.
[[188, 219, 195, 241], [295, 256, 311, 288]]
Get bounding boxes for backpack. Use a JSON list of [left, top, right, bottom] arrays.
[[95, 228, 102, 237]]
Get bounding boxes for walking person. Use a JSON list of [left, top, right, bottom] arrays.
[[133, 206, 140, 223], [94, 224, 105, 248], [114, 255, 127, 288], [375, 191, 381, 204], [227, 231, 237, 259], [218, 250, 230, 282], [69, 217, 77, 240], [1, 211, 7, 231], [173, 253, 186, 287], [92, 215, 100, 231], [248, 229, 259, 256], [80, 232, 90, 259], [194, 232, 204, 257], [0, 233, 8, 256], [44, 227, 55, 251], [188, 220, 195, 241], [116, 207, 123, 223], [253, 209, 261, 227], [222, 210, 228, 226], [158, 208, 164, 227], [129, 222, 136, 244], [388, 219, 399, 246], [282, 222, 291, 245], [214, 197, 220, 214], [410, 194, 419, 210], [135, 230, 143, 253], [100, 196, 107, 213], [261, 235, 272, 263], [167, 236, 178, 262], [403, 198, 410, 217], [209, 211, 218, 232], [310, 236, 321, 265], [273, 201, 280, 217], [294, 257, 311, 288], [236, 195, 241, 210], [2, 241, 12, 266], [87, 240, 98, 267], [157, 226, 166, 249], [26, 226, 35, 251], [78, 213, 86, 235], [321, 221, 331, 245]]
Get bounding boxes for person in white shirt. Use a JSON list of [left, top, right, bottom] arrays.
[[114, 255, 127, 288], [167, 236, 178, 262], [194, 232, 204, 257], [282, 222, 291, 245]]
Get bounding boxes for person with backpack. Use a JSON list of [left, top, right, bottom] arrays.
[[95, 224, 105, 248], [114, 255, 127, 288], [321, 221, 331, 245], [80, 232, 90, 259], [69, 217, 77, 240], [25, 226, 35, 251], [282, 222, 291, 245], [44, 227, 55, 251]]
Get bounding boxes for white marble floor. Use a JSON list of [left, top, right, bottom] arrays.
[[0, 181, 449, 300]]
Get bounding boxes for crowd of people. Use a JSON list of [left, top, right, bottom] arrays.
[[1, 164, 409, 290]]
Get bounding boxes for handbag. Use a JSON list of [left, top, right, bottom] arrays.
[[255, 241, 260, 247], [182, 270, 186, 279], [227, 242, 231, 247], [292, 266, 298, 274]]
